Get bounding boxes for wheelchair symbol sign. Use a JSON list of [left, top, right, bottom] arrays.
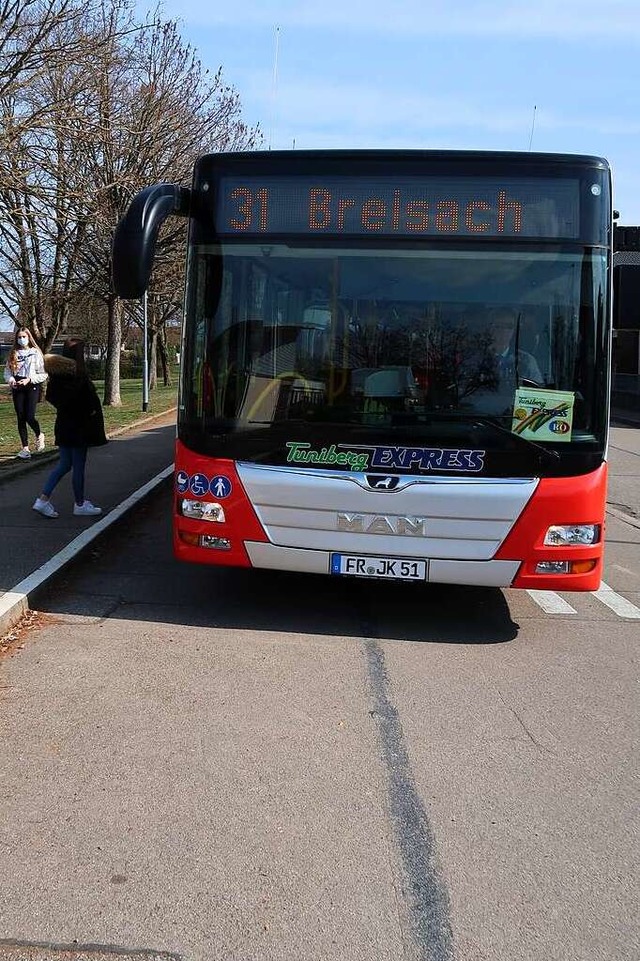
[[189, 473, 210, 497], [210, 475, 232, 498]]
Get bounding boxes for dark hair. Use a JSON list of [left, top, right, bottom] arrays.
[[62, 337, 86, 375]]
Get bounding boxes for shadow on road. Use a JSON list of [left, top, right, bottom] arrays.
[[33, 481, 519, 646]]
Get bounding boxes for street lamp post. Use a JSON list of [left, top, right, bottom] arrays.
[[142, 290, 149, 412]]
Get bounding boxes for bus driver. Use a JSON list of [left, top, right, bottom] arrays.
[[491, 308, 543, 386]]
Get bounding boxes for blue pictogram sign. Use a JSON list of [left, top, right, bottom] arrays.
[[175, 470, 190, 494], [189, 473, 210, 497], [210, 475, 232, 499]]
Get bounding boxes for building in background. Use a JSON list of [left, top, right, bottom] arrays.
[[613, 225, 640, 412]]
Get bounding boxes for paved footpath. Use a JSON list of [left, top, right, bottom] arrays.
[[0, 410, 176, 633]]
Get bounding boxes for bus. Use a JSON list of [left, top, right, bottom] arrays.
[[113, 150, 612, 591]]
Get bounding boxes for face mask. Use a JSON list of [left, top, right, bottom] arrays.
[[17, 337, 28, 347]]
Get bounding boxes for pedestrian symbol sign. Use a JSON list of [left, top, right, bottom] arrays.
[[210, 475, 232, 498]]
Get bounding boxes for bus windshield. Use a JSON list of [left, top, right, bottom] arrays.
[[181, 241, 608, 466]]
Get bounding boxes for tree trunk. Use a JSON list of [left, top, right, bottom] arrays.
[[149, 328, 158, 390], [104, 296, 122, 406], [158, 325, 171, 386]]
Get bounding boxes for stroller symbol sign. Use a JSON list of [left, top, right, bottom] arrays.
[[175, 470, 190, 493], [210, 475, 232, 499]]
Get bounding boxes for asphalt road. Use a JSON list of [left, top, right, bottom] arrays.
[[0, 428, 638, 961]]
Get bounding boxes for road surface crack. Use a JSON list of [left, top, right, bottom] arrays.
[[497, 689, 556, 756]]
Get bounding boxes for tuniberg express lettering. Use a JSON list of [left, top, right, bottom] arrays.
[[371, 446, 485, 471], [285, 442, 486, 472]]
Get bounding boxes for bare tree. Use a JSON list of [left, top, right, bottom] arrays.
[[0, 0, 259, 408], [65, 290, 109, 351], [0, 0, 78, 100], [0, 61, 90, 345], [75, 5, 261, 405], [0, 0, 144, 346], [125, 249, 183, 389], [0, 0, 85, 341]]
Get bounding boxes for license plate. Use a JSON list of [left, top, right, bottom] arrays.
[[330, 554, 427, 580]]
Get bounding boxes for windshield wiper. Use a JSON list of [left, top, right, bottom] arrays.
[[472, 416, 560, 462], [427, 412, 560, 462]]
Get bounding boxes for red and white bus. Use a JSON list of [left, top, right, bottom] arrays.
[[113, 150, 612, 591]]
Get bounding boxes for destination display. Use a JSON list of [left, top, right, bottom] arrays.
[[215, 175, 581, 239]]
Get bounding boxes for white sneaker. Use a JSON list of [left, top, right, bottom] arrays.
[[36, 432, 45, 451], [73, 500, 102, 516], [33, 497, 59, 518], [17, 447, 31, 459]]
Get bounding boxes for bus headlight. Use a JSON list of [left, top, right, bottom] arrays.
[[180, 499, 226, 523], [535, 560, 570, 574], [543, 524, 600, 546]]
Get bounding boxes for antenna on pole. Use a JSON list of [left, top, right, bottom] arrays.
[[268, 25, 280, 150], [528, 104, 537, 151]]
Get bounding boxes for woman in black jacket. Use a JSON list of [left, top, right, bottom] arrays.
[[33, 338, 107, 519]]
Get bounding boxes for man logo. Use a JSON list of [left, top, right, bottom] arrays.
[[365, 475, 400, 490], [336, 513, 426, 536]]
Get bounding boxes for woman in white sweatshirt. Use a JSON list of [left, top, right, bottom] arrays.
[[3, 327, 48, 459]]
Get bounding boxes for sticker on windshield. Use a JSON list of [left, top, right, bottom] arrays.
[[511, 388, 575, 442]]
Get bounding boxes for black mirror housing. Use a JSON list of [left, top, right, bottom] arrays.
[[112, 184, 190, 299]]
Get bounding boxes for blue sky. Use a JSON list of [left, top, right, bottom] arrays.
[[153, 0, 640, 224]]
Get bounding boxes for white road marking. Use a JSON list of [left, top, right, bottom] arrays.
[[0, 465, 174, 636], [527, 583, 640, 620], [526, 590, 577, 615], [591, 581, 640, 619]]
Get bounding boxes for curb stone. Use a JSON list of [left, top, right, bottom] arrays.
[[0, 407, 177, 639], [0, 465, 174, 638]]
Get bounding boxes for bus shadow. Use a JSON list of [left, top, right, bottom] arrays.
[[33, 488, 520, 646], [205, 569, 520, 645]]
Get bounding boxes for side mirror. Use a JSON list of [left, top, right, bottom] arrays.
[[112, 184, 190, 299]]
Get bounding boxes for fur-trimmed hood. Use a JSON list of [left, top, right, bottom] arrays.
[[44, 353, 77, 376]]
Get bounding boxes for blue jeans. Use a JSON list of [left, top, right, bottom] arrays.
[[43, 446, 88, 504]]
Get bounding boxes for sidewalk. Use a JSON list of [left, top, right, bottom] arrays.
[[0, 409, 177, 634]]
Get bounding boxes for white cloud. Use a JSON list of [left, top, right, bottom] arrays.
[[252, 75, 526, 135], [247, 75, 640, 152]]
